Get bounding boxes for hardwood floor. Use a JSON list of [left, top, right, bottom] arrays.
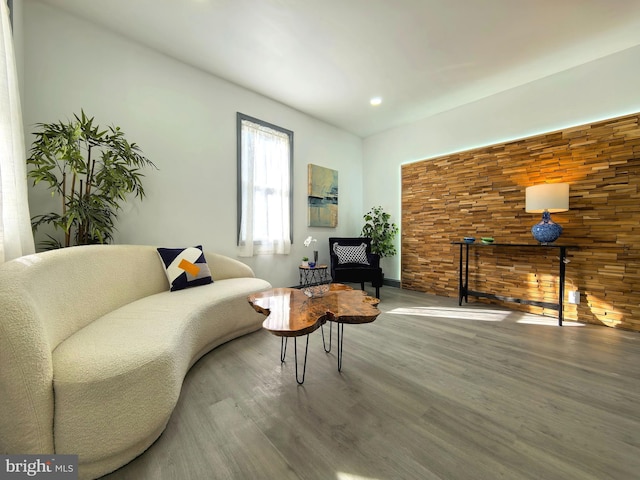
[[102, 286, 640, 480]]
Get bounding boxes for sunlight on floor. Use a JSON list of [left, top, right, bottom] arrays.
[[388, 306, 585, 327], [516, 317, 584, 327], [388, 306, 511, 322], [337, 473, 379, 480]]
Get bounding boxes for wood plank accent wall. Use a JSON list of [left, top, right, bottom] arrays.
[[401, 113, 640, 331]]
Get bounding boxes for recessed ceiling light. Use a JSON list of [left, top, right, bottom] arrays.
[[370, 97, 382, 106]]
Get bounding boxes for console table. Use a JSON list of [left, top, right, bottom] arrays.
[[451, 242, 576, 326]]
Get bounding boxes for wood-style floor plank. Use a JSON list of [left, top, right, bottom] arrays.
[[102, 286, 640, 480]]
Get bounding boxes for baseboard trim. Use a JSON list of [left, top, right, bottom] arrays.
[[383, 278, 401, 288]]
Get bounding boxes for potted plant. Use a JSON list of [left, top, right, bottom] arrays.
[[301, 256, 309, 267], [360, 206, 399, 257], [27, 110, 157, 249], [304, 235, 318, 264]]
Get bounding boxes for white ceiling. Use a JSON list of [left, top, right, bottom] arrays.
[[37, 0, 640, 137]]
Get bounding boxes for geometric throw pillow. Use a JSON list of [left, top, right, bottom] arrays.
[[157, 245, 213, 292], [333, 242, 370, 265]]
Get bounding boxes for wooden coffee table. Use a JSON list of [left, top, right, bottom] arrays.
[[248, 284, 380, 384]]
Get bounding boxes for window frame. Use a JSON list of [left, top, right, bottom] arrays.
[[8, 0, 13, 29], [236, 112, 294, 247]]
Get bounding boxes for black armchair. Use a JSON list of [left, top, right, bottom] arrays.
[[329, 237, 383, 298]]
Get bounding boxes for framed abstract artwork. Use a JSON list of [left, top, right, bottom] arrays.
[[308, 164, 338, 227]]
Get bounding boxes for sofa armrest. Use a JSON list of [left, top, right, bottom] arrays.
[[0, 289, 55, 455], [205, 252, 256, 280]]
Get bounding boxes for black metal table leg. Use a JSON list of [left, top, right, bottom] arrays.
[[458, 243, 464, 305], [337, 322, 345, 372], [458, 243, 470, 305], [559, 246, 567, 327], [464, 243, 469, 303], [280, 335, 309, 384], [293, 335, 310, 385], [280, 336, 287, 362], [321, 322, 332, 352]]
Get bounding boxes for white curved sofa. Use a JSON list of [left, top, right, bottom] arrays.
[[0, 244, 271, 479]]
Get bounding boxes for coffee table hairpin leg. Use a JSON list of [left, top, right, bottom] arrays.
[[322, 322, 346, 372], [337, 322, 345, 372], [281, 336, 310, 385], [280, 337, 287, 362], [321, 322, 332, 352]]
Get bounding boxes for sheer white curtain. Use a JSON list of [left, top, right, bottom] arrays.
[[238, 118, 291, 256], [0, 0, 34, 262]]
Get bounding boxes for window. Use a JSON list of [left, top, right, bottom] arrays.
[[237, 113, 293, 256]]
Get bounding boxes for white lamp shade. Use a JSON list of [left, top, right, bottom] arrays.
[[525, 183, 569, 213]]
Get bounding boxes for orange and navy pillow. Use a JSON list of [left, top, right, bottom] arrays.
[[157, 245, 213, 291]]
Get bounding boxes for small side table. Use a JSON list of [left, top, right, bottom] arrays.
[[299, 264, 329, 287]]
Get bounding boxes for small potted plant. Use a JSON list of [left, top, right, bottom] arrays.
[[304, 236, 318, 266], [301, 256, 309, 267]]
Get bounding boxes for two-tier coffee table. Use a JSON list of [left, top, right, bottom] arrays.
[[248, 284, 380, 384]]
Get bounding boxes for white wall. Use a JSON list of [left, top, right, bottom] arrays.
[[363, 44, 640, 281], [23, 2, 640, 287], [22, 1, 364, 288]]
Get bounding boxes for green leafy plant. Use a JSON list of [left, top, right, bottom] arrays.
[[27, 110, 157, 249], [361, 205, 399, 258]]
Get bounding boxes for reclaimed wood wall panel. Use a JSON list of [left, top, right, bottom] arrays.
[[401, 113, 640, 331]]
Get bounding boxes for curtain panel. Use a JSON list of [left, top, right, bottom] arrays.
[[0, 0, 35, 262]]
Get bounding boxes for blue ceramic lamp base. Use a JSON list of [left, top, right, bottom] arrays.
[[531, 211, 563, 244]]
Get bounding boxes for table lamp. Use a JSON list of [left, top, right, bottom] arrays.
[[525, 183, 569, 244]]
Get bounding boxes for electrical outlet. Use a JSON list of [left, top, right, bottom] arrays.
[[568, 291, 580, 304]]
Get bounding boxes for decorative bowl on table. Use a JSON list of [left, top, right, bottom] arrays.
[[302, 270, 332, 298], [463, 237, 475, 244], [303, 283, 331, 298], [481, 237, 495, 244]]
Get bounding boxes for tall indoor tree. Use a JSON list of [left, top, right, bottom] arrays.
[[361, 205, 399, 258], [27, 110, 156, 249]]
